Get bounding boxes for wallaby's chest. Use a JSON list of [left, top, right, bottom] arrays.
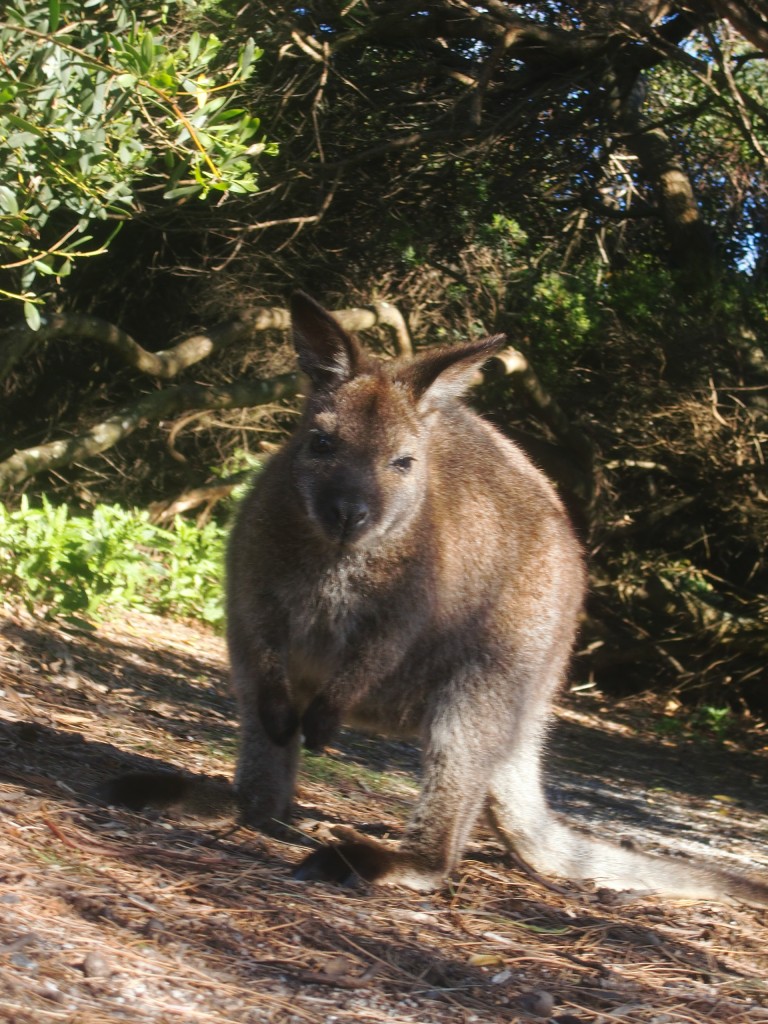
[[273, 557, 376, 680]]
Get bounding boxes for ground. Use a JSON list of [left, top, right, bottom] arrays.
[[1, 605, 767, 1024]]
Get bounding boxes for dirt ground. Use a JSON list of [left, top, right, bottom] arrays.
[[1, 604, 767, 1024]]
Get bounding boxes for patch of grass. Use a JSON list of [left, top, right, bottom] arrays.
[[0, 497, 225, 627], [301, 748, 416, 799], [654, 703, 737, 743]]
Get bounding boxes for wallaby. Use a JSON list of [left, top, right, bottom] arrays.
[[110, 293, 767, 904]]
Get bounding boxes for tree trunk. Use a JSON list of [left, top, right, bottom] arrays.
[[623, 122, 719, 289]]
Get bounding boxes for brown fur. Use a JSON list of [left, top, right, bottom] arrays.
[[110, 293, 768, 904]]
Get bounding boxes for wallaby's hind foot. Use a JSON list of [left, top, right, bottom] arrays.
[[294, 839, 446, 892], [296, 817, 768, 905]]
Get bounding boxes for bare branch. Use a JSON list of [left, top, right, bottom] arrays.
[[485, 347, 594, 469], [148, 471, 254, 525], [0, 376, 299, 492], [0, 313, 252, 383], [0, 302, 413, 384], [705, 23, 768, 171], [340, 302, 413, 356], [2, 327, 561, 492]]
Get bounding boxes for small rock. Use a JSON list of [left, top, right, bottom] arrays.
[[41, 979, 63, 1002], [520, 989, 556, 1017], [82, 951, 111, 978], [9, 953, 37, 971]]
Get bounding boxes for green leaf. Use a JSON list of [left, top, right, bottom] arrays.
[[148, 71, 176, 91], [32, 259, 57, 276], [23, 301, 42, 331], [5, 113, 46, 139], [239, 38, 256, 79], [48, 0, 60, 32], [188, 31, 201, 63], [141, 31, 156, 71], [163, 183, 203, 200], [0, 186, 18, 214]]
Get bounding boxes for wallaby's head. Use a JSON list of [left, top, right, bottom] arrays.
[[289, 293, 505, 549]]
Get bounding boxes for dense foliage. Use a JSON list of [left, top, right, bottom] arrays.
[[0, 0, 273, 325], [0, 497, 225, 625], [1, 1, 767, 712]]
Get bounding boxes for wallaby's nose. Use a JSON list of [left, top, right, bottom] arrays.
[[332, 498, 370, 538]]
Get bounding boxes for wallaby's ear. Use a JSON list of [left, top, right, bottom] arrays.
[[290, 292, 362, 391], [397, 335, 506, 410]]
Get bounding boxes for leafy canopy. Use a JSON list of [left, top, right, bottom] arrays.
[[0, 0, 275, 326]]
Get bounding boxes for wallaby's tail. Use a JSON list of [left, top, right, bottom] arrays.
[[101, 771, 237, 820], [104, 771, 768, 904], [488, 807, 768, 906]]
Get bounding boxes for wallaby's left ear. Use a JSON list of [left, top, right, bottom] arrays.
[[290, 292, 363, 392], [396, 335, 506, 410]]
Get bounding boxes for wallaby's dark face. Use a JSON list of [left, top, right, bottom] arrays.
[[289, 292, 494, 549], [292, 373, 429, 548]]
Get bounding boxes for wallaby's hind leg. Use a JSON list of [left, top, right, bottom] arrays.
[[295, 670, 512, 889], [393, 692, 501, 886]]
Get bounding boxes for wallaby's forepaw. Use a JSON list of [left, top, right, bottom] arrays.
[[293, 841, 445, 891], [258, 693, 300, 746], [301, 694, 342, 751]]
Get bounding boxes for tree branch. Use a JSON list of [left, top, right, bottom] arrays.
[[0, 302, 413, 385], [0, 377, 300, 491], [148, 471, 254, 525], [709, 0, 768, 54]]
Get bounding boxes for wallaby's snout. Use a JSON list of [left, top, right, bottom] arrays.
[[314, 475, 372, 545], [329, 494, 370, 538]]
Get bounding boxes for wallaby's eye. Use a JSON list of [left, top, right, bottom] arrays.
[[391, 455, 415, 473], [309, 431, 335, 456]]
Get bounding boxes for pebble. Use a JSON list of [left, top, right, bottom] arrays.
[[41, 979, 63, 1002], [9, 953, 37, 971], [521, 989, 556, 1017], [82, 951, 111, 978]]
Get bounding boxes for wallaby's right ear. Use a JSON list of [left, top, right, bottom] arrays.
[[396, 334, 506, 411], [290, 292, 362, 391]]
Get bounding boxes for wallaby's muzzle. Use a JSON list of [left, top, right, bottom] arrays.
[[315, 486, 372, 544]]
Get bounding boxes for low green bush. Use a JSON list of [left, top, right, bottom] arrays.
[[0, 498, 225, 626]]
